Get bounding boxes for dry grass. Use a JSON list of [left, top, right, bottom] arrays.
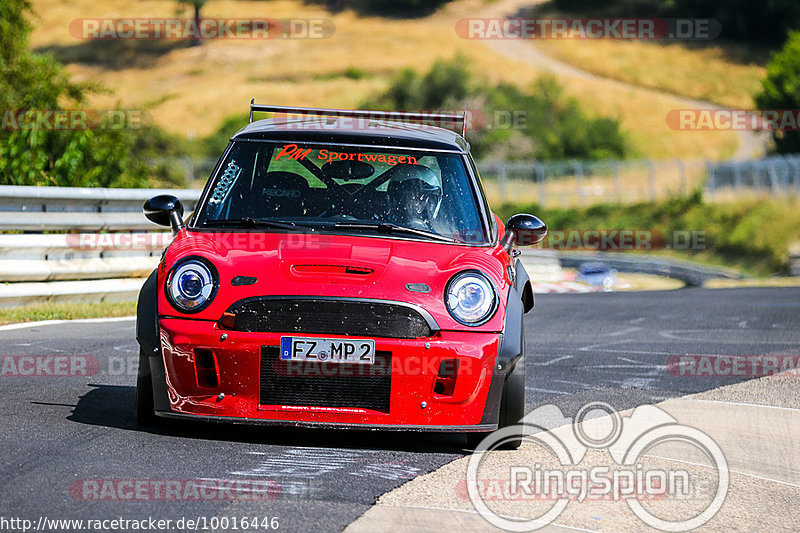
[[28, 0, 743, 159], [705, 277, 800, 288], [0, 300, 136, 325], [537, 38, 767, 110]]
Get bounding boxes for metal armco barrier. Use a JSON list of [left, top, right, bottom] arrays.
[[0, 185, 201, 231], [0, 186, 201, 305], [553, 251, 740, 287], [0, 185, 742, 305]]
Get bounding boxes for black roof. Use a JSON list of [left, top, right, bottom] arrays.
[[231, 117, 469, 153]]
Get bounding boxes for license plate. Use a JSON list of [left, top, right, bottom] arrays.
[[280, 337, 375, 364]]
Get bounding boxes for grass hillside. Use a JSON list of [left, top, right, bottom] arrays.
[[28, 0, 759, 160], [527, 2, 769, 110], [536, 36, 767, 110]]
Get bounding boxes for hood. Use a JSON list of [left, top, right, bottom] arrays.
[[158, 229, 512, 332]]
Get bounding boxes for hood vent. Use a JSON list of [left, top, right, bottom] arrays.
[[292, 264, 374, 275]]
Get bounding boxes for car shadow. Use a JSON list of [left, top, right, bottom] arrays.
[[67, 383, 470, 454]]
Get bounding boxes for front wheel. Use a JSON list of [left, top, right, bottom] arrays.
[[464, 361, 525, 450], [496, 357, 526, 450], [466, 330, 527, 451]]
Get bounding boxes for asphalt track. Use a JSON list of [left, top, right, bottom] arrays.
[[0, 287, 798, 532]]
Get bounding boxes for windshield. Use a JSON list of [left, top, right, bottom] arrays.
[[194, 141, 488, 243]]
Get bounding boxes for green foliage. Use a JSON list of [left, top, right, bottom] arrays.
[[495, 193, 800, 275], [309, 0, 454, 17], [551, 0, 800, 46], [203, 113, 249, 158], [755, 31, 800, 154], [344, 67, 369, 80], [364, 57, 473, 110], [0, 0, 85, 110], [364, 58, 628, 161], [0, 0, 186, 187]]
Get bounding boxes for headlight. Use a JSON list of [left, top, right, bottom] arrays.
[[445, 271, 497, 326], [167, 257, 218, 313]]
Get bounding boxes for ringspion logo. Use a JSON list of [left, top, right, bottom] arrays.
[[467, 402, 728, 531]]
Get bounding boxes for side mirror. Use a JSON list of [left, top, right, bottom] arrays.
[[500, 213, 547, 252], [143, 195, 185, 234]]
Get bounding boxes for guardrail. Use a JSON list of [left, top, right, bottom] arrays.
[[0, 185, 744, 305], [553, 251, 740, 287], [0, 186, 201, 305], [0, 185, 201, 231]]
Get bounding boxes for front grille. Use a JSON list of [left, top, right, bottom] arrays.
[[259, 346, 391, 412], [228, 298, 433, 339]]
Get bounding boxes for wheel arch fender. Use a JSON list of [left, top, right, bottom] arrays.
[[514, 258, 534, 313], [135, 269, 170, 412]]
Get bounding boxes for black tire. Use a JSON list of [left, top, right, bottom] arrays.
[[466, 431, 492, 450], [496, 318, 526, 450], [496, 357, 526, 450], [135, 349, 159, 427], [466, 322, 527, 451]]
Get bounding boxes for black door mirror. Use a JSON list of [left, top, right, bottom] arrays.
[[143, 195, 185, 234], [501, 213, 547, 252]]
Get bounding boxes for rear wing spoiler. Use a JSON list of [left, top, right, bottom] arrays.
[[249, 99, 468, 137]]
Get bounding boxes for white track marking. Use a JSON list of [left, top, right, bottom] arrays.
[[577, 340, 673, 355], [0, 316, 135, 332], [659, 329, 800, 343], [599, 326, 642, 337], [526, 386, 570, 395], [350, 464, 421, 481], [538, 355, 573, 366], [552, 379, 592, 388], [621, 377, 655, 389], [686, 398, 800, 413]]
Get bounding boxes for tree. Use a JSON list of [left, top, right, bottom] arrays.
[[755, 31, 800, 154], [177, 0, 207, 46], [0, 0, 186, 187], [362, 58, 627, 161]]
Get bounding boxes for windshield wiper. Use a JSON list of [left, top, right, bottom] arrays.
[[202, 218, 306, 231], [333, 222, 455, 243]]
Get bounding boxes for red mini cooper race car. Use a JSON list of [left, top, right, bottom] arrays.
[[135, 102, 546, 448]]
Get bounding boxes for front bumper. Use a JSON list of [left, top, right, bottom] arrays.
[[154, 318, 502, 429]]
